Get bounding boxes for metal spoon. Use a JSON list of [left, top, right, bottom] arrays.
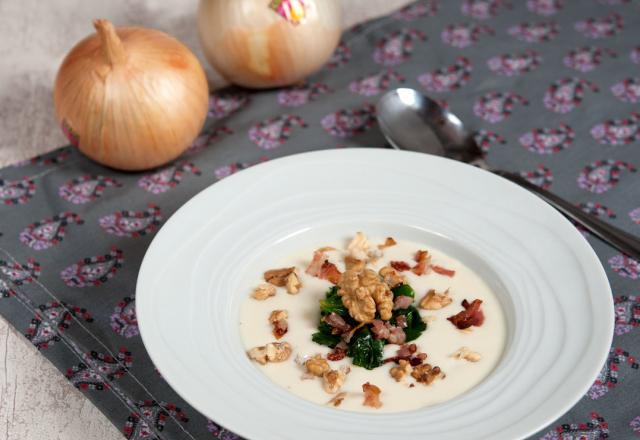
[[376, 87, 640, 260]]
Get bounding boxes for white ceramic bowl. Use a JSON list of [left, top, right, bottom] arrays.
[[137, 149, 613, 440]]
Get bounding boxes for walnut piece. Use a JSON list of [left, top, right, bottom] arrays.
[[362, 382, 382, 408], [411, 363, 443, 385], [264, 267, 296, 287], [378, 237, 397, 250], [347, 232, 370, 261], [322, 366, 350, 394], [252, 283, 276, 300], [247, 342, 292, 365], [419, 289, 453, 310], [389, 359, 412, 382], [269, 309, 288, 339], [451, 347, 482, 362], [338, 269, 393, 323], [344, 256, 365, 272], [327, 392, 347, 407], [378, 266, 406, 288], [305, 354, 331, 377], [285, 271, 302, 294]]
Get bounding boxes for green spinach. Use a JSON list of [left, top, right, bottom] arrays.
[[347, 326, 385, 370]]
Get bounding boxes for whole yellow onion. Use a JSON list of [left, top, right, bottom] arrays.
[[54, 19, 209, 171], [197, 0, 342, 88]]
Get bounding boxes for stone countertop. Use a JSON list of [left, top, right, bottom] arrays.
[[0, 0, 412, 438]]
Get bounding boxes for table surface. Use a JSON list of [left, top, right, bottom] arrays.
[[0, 0, 412, 438]]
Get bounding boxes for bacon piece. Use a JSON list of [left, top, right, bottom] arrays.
[[370, 319, 390, 340], [371, 320, 406, 344], [384, 343, 426, 365], [394, 314, 408, 328], [322, 313, 351, 334], [305, 251, 325, 276], [327, 342, 348, 361], [362, 382, 382, 408], [320, 261, 342, 284], [390, 261, 411, 272], [409, 352, 427, 366], [431, 265, 456, 277], [447, 299, 485, 329], [393, 295, 413, 310], [387, 326, 406, 345], [306, 251, 342, 284], [411, 250, 431, 275]]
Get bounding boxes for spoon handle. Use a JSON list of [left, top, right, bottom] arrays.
[[496, 170, 640, 261]]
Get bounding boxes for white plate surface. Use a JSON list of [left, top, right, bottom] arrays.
[[137, 149, 613, 440]]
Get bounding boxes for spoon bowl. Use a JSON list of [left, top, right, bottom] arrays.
[[376, 87, 640, 260], [376, 88, 482, 163]]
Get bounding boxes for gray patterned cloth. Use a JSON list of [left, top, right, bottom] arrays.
[[1, 1, 639, 438]]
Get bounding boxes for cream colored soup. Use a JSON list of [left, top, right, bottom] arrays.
[[240, 237, 506, 413]]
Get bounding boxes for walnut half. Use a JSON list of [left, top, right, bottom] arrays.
[[305, 354, 330, 377], [411, 363, 444, 385], [389, 359, 412, 382], [285, 271, 302, 294], [378, 266, 405, 288], [419, 289, 453, 310], [451, 347, 482, 362], [264, 267, 296, 287], [252, 283, 276, 300], [322, 366, 350, 394], [247, 342, 292, 365], [338, 269, 393, 323]]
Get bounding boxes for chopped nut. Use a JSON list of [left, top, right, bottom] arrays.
[[451, 347, 482, 362], [247, 342, 292, 365], [338, 269, 392, 323], [316, 246, 337, 253], [419, 289, 453, 310], [389, 359, 412, 382], [285, 271, 302, 294], [362, 382, 382, 408], [327, 392, 347, 407], [378, 237, 397, 250], [269, 310, 288, 339], [411, 363, 443, 385], [269, 310, 288, 323], [347, 232, 370, 261], [378, 266, 406, 288], [305, 354, 331, 377], [322, 367, 349, 394], [344, 256, 365, 271], [264, 267, 296, 287], [252, 283, 276, 300]]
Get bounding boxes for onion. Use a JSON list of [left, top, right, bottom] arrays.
[[197, 0, 342, 88], [54, 19, 209, 171]]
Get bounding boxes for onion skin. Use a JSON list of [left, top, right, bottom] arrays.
[[197, 0, 341, 88], [54, 20, 209, 171]]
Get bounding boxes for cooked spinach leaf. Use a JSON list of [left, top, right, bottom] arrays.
[[312, 331, 341, 348], [392, 283, 415, 298], [392, 305, 427, 342], [319, 286, 348, 316], [312, 321, 341, 348], [347, 326, 385, 370]]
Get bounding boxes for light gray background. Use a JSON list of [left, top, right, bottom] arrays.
[[0, 1, 411, 438]]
